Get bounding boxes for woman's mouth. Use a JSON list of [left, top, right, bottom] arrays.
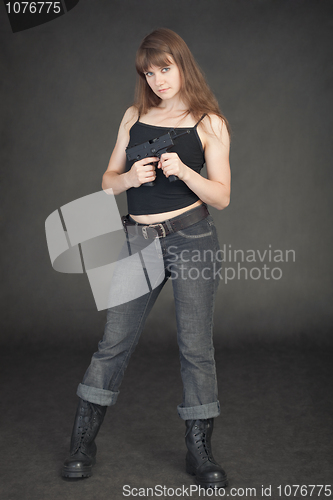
[[158, 88, 169, 93]]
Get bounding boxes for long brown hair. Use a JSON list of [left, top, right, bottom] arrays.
[[134, 28, 231, 137]]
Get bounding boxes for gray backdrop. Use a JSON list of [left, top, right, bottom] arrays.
[[1, 0, 332, 347]]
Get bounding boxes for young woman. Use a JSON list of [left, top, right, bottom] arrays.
[[62, 28, 231, 489]]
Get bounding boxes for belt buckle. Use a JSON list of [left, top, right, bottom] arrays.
[[151, 223, 166, 238], [142, 223, 166, 239]]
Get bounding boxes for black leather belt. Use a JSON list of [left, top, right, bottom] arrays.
[[121, 203, 209, 239]]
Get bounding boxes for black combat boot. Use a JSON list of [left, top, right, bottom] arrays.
[[185, 418, 228, 489], [62, 398, 107, 479]]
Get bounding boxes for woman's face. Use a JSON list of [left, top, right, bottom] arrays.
[[144, 56, 182, 101]]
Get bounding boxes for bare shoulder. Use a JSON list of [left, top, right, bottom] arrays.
[[120, 106, 139, 133], [198, 114, 230, 150], [202, 114, 228, 137], [111, 106, 139, 158]]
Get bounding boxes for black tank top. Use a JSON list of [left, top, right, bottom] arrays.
[[125, 115, 206, 215]]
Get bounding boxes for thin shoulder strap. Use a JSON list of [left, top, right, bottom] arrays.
[[194, 113, 207, 128]]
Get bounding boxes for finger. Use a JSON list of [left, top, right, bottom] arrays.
[[162, 167, 171, 177], [143, 175, 155, 182], [142, 163, 155, 172], [140, 171, 156, 182], [160, 152, 172, 159], [136, 157, 158, 167], [144, 157, 159, 163], [160, 154, 171, 163], [160, 159, 172, 169], [160, 152, 177, 161], [163, 166, 178, 178]]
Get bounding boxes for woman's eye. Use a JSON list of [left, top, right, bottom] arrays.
[[162, 67, 170, 73], [145, 72, 153, 77]]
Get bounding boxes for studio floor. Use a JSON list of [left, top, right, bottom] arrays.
[[1, 339, 332, 500]]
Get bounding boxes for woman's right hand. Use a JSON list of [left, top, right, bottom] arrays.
[[128, 157, 159, 187]]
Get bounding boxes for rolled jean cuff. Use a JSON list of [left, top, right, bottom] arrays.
[[177, 400, 220, 421], [76, 383, 119, 406]]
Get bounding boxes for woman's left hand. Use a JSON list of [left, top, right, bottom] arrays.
[[158, 152, 188, 180]]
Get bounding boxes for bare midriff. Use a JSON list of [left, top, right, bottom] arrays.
[[130, 199, 203, 224]]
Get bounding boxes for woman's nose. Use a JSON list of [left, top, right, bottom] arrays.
[[155, 72, 164, 86]]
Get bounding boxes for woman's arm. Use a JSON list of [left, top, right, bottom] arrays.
[[102, 106, 159, 195], [158, 114, 231, 210]]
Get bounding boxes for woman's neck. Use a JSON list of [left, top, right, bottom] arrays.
[[157, 93, 187, 113], [150, 98, 190, 124]]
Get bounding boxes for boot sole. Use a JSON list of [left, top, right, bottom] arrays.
[[61, 457, 96, 479], [186, 463, 228, 489], [61, 469, 92, 479]]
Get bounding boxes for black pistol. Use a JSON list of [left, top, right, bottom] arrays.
[[125, 129, 190, 186]]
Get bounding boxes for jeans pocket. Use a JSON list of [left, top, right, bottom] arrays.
[[177, 217, 213, 239]]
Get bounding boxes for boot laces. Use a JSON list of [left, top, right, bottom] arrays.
[[72, 404, 98, 454], [193, 421, 213, 461]]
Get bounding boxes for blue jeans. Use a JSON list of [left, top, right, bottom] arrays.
[[77, 206, 222, 420]]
